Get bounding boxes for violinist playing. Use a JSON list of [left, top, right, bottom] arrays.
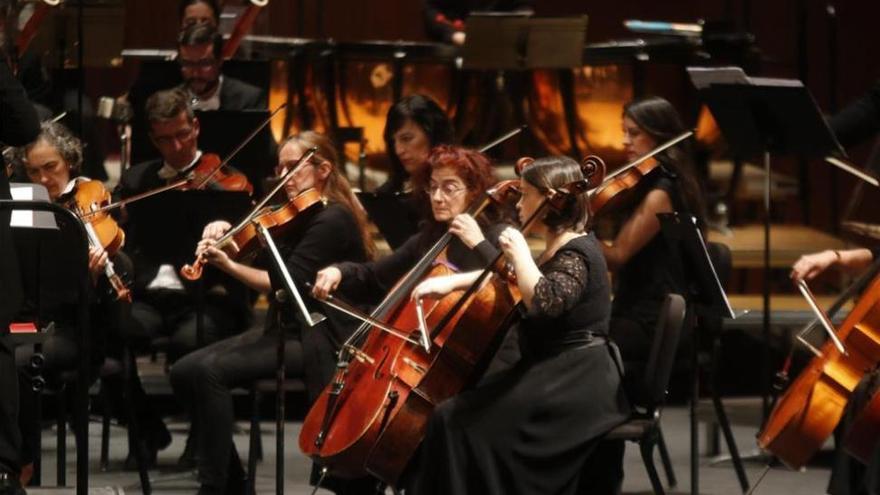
[[401, 155, 630, 494], [599, 96, 706, 482], [11, 121, 157, 474], [170, 131, 375, 495], [115, 88, 254, 468], [791, 246, 880, 495]]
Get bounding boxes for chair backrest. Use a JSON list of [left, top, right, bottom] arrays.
[[642, 293, 687, 409]]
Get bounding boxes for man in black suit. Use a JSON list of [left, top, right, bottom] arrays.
[[0, 61, 42, 495], [177, 23, 264, 111]]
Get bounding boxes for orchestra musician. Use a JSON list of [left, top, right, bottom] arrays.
[[597, 96, 706, 480], [402, 155, 630, 494], [312, 145, 504, 310], [179, 0, 220, 29], [0, 56, 41, 495], [177, 23, 265, 112], [377, 94, 455, 195], [170, 131, 375, 495], [115, 88, 254, 468], [10, 121, 159, 473]]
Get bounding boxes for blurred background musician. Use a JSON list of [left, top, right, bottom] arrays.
[[115, 88, 254, 468]]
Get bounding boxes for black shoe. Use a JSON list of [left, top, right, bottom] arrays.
[[225, 473, 247, 495], [177, 429, 197, 470], [123, 421, 170, 471], [0, 472, 26, 495]]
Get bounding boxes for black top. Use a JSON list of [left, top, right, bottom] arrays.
[[336, 224, 502, 305], [611, 168, 688, 330], [829, 79, 880, 149], [263, 202, 368, 399], [423, 0, 535, 43], [518, 233, 611, 359]]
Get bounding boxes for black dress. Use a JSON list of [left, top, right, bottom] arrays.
[[409, 233, 630, 495]]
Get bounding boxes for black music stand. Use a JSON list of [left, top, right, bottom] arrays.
[[195, 110, 279, 198], [658, 212, 739, 495], [0, 198, 91, 495], [698, 79, 844, 420], [356, 191, 419, 250]]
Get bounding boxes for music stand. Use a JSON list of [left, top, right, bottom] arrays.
[[0, 198, 91, 495], [697, 78, 844, 421], [461, 14, 531, 70], [356, 191, 419, 250], [195, 109, 279, 197], [658, 212, 740, 495]]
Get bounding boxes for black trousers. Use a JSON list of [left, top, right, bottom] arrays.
[[169, 328, 303, 489], [126, 289, 246, 362]]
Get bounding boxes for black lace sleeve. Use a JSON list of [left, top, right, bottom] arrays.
[[528, 250, 589, 319]]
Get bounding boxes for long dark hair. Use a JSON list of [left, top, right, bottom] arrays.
[[383, 94, 454, 192], [623, 96, 706, 225]]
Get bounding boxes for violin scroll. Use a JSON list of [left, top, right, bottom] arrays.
[[580, 154, 607, 189]]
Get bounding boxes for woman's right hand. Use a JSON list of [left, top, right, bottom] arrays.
[[791, 250, 838, 281], [202, 220, 232, 241], [312, 266, 342, 300]]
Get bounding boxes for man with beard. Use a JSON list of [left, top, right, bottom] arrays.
[[176, 23, 264, 111]]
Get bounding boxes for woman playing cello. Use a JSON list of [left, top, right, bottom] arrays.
[[169, 131, 375, 495], [403, 155, 630, 494]]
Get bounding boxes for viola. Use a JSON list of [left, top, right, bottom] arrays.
[[588, 130, 693, 216], [63, 180, 131, 302], [184, 153, 254, 194], [180, 188, 323, 280], [298, 157, 606, 485]]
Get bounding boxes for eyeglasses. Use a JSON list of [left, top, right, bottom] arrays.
[[425, 182, 466, 198]]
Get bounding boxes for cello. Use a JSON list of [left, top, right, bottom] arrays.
[[299, 156, 606, 485], [757, 271, 880, 468]]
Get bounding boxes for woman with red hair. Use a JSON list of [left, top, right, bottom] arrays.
[[312, 144, 504, 304]]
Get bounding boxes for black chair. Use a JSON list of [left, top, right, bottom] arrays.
[[604, 293, 686, 495]]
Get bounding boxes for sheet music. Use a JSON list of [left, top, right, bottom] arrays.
[[9, 183, 57, 230]]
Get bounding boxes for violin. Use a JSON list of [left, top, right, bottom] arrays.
[[185, 153, 253, 194], [588, 130, 694, 216], [179, 146, 319, 280], [180, 188, 323, 280], [298, 157, 606, 485], [62, 180, 131, 302]]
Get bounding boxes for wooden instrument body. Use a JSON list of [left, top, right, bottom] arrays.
[[757, 275, 880, 468], [300, 259, 520, 485]]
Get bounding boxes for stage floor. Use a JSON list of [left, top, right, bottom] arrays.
[[23, 405, 832, 495]]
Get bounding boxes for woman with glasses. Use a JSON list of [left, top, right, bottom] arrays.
[[170, 131, 377, 495], [311, 145, 504, 308], [400, 155, 630, 494]]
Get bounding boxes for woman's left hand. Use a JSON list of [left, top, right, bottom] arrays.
[[448, 214, 484, 249], [498, 227, 531, 263]]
